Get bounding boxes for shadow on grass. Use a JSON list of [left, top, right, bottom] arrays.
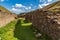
[[14, 19, 26, 40], [23, 20, 30, 23], [14, 19, 36, 40]]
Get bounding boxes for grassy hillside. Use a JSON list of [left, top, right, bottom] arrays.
[[0, 20, 17, 40], [0, 6, 12, 14], [0, 6, 17, 16], [41, 1, 60, 12], [0, 18, 52, 40]]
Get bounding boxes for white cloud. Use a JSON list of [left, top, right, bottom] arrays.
[[42, 3, 50, 6], [39, 0, 51, 8], [29, 7, 31, 9], [13, 4, 32, 10], [39, 5, 43, 8], [25, 6, 31, 10], [0, 0, 4, 2], [12, 8, 24, 12], [0, 0, 8, 2], [15, 4, 24, 8], [39, 0, 46, 2], [48, 0, 52, 2], [11, 4, 32, 14], [11, 4, 32, 13], [38, 3, 50, 8], [39, 0, 52, 2]]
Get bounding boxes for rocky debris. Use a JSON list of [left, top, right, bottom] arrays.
[[35, 33, 42, 38], [32, 27, 42, 38], [33, 29, 38, 34], [25, 9, 60, 40]]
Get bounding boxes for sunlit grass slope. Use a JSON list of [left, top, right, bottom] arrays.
[[0, 20, 17, 40]]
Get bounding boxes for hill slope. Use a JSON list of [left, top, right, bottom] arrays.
[[0, 6, 12, 14], [43, 1, 60, 12], [0, 6, 17, 27]]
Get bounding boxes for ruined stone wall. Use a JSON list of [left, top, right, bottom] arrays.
[[0, 12, 16, 27], [25, 10, 60, 40], [25, 12, 33, 22]]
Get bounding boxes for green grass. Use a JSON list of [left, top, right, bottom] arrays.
[[0, 18, 52, 40], [0, 19, 36, 40], [14, 19, 37, 40], [0, 20, 17, 34], [0, 20, 17, 40]]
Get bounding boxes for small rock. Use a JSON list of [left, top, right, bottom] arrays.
[[47, 16, 51, 19], [57, 21, 60, 24], [35, 33, 42, 38], [53, 19, 57, 22]]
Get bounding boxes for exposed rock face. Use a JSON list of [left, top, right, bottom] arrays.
[[25, 9, 60, 40], [0, 6, 17, 27], [25, 12, 33, 22], [32, 10, 60, 40]]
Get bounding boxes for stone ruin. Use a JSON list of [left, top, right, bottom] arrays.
[[25, 9, 60, 40]]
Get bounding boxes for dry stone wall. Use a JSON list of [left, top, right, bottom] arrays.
[[25, 9, 60, 40]]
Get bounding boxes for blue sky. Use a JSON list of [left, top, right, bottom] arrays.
[[0, 0, 57, 14]]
